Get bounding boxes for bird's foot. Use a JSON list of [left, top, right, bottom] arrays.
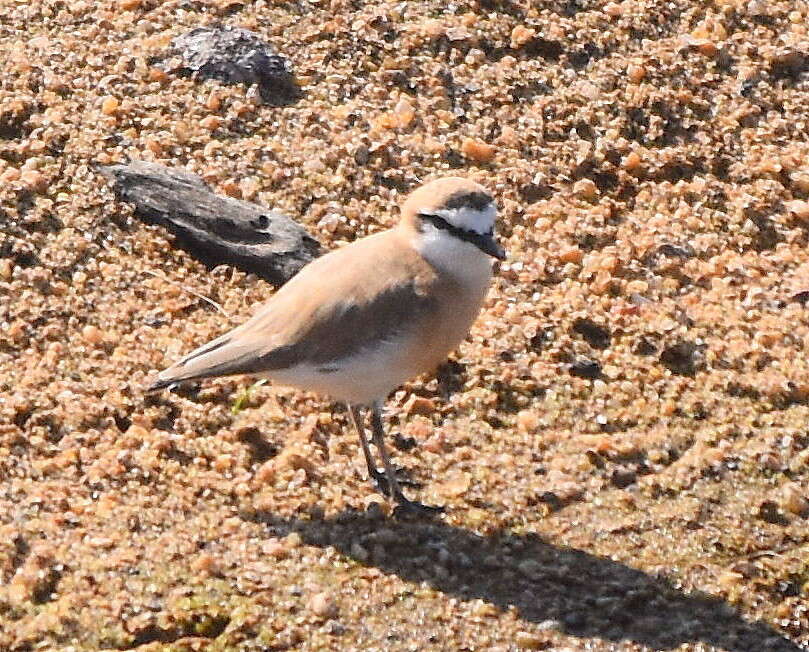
[[392, 493, 445, 518], [368, 466, 420, 495]]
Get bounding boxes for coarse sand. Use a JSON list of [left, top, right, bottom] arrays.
[[1, 0, 809, 650]]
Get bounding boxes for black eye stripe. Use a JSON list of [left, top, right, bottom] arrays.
[[418, 212, 493, 245]]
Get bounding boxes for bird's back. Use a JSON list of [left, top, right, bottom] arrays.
[[149, 227, 491, 402]]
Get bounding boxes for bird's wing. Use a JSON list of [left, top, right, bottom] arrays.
[[147, 231, 441, 390]]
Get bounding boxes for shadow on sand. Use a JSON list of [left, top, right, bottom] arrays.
[[240, 507, 800, 651]]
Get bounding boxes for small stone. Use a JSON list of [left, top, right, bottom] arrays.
[[82, 325, 105, 346], [119, 0, 141, 9], [206, 90, 221, 111], [626, 279, 648, 294], [758, 500, 788, 525], [510, 25, 535, 49], [213, 454, 233, 472], [1, 167, 20, 184], [786, 200, 809, 222], [603, 2, 622, 16], [517, 409, 540, 433], [569, 358, 601, 379], [261, 538, 288, 558], [627, 63, 646, 83], [20, 170, 46, 192], [403, 395, 435, 416], [461, 138, 496, 164], [621, 151, 642, 170], [201, 115, 222, 131], [159, 26, 298, 106], [573, 178, 598, 199], [695, 39, 718, 57], [191, 553, 220, 576], [781, 484, 809, 517], [537, 619, 562, 631], [101, 96, 119, 115], [790, 171, 809, 193], [349, 541, 368, 562], [0, 259, 13, 281], [308, 592, 338, 619], [362, 494, 390, 516], [255, 450, 315, 483], [437, 471, 470, 498], [285, 532, 302, 548], [515, 631, 545, 649], [718, 570, 744, 591], [611, 467, 636, 488], [559, 247, 583, 264]]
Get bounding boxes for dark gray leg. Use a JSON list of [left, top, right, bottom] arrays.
[[370, 402, 443, 515], [347, 403, 387, 492]]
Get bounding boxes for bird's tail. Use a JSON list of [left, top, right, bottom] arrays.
[[145, 330, 237, 392]]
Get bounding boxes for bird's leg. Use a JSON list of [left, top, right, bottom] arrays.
[[370, 402, 443, 515], [348, 403, 418, 496], [347, 403, 388, 493]]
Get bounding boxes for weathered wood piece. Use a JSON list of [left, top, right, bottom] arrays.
[[101, 160, 322, 285]]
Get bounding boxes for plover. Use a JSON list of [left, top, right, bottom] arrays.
[[148, 177, 504, 513]]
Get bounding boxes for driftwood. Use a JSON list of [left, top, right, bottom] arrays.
[[101, 160, 322, 285]]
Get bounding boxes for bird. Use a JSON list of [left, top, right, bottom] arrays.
[[147, 176, 505, 514]]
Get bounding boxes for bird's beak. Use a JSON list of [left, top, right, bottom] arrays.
[[477, 233, 506, 260]]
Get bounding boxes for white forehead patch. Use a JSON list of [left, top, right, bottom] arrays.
[[434, 204, 497, 235]]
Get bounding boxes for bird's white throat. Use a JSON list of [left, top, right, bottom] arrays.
[[413, 222, 494, 284]]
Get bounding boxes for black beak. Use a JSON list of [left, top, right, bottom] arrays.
[[474, 232, 506, 260]]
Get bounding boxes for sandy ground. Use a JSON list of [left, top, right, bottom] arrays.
[[1, 0, 809, 650]]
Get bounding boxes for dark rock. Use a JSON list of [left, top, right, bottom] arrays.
[[758, 500, 789, 526], [393, 433, 417, 452], [100, 160, 321, 285], [611, 467, 637, 489], [159, 25, 299, 106], [569, 358, 601, 379], [659, 341, 701, 376], [769, 50, 808, 80], [572, 318, 611, 349], [634, 337, 658, 356], [657, 243, 695, 259]]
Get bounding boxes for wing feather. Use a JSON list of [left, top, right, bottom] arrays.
[[147, 230, 440, 390]]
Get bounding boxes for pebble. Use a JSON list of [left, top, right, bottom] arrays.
[[403, 395, 435, 416], [781, 483, 809, 517], [516, 409, 540, 433], [201, 116, 222, 131], [461, 138, 496, 164], [0, 259, 13, 281], [627, 63, 646, 83], [437, 471, 470, 498], [515, 631, 545, 649], [573, 178, 598, 200], [101, 96, 119, 115], [621, 151, 642, 170], [559, 247, 583, 264], [261, 538, 288, 558], [20, 170, 46, 192], [510, 26, 535, 49], [82, 325, 106, 346], [191, 553, 221, 576], [308, 592, 338, 619], [786, 200, 809, 221]]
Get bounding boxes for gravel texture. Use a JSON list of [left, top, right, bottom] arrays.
[[1, 0, 809, 650]]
